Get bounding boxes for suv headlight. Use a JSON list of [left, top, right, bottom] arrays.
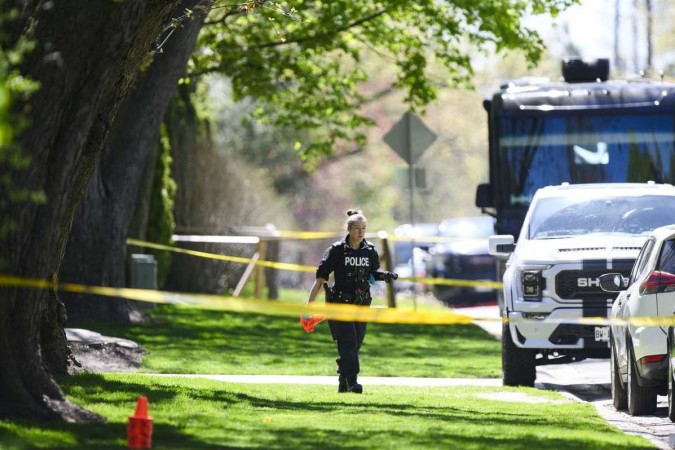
[[522, 270, 543, 300]]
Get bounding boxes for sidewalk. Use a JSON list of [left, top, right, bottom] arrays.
[[150, 374, 503, 387]]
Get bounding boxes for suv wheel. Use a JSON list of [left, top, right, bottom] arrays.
[[610, 337, 627, 410], [627, 345, 657, 416], [502, 322, 535, 387]]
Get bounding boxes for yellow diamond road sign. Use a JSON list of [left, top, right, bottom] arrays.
[[384, 111, 437, 165]]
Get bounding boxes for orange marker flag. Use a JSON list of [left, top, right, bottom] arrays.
[[300, 314, 326, 333]]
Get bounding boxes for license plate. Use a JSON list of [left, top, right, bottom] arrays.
[[595, 326, 609, 342]]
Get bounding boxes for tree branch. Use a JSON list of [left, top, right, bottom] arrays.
[[190, 8, 388, 77], [251, 8, 387, 50], [358, 84, 394, 107], [203, 0, 271, 25]]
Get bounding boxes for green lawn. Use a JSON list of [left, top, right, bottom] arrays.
[[0, 303, 657, 449], [73, 303, 501, 378], [0, 375, 654, 449]]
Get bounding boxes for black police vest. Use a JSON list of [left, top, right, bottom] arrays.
[[316, 238, 380, 294]]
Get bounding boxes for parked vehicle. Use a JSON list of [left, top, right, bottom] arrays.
[[476, 58, 675, 241], [475, 58, 675, 314], [490, 182, 675, 387], [391, 223, 438, 293], [600, 225, 675, 417], [426, 216, 496, 305]]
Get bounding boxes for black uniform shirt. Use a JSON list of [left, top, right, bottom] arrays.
[[316, 236, 381, 293]]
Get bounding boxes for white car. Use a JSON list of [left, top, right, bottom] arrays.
[[489, 182, 675, 387], [600, 225, 675, 416]]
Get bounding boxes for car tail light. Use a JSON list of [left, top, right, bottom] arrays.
[[522, 270, 543, 300], [639, 271, 675, 295], [640, 354, 665, 364]]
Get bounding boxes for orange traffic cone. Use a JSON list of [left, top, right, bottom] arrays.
[[127, 396, 153, 449]]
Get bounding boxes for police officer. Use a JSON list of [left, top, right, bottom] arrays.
[[306, 209, 397, 393]]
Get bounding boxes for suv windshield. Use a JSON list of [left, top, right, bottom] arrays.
[[528, 194, 675, 239]]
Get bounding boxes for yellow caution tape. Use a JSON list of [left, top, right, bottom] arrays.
[[511, 315, 675, 327], [127, 239, 503, 289], [127, 239, 316, 273], [2, 274, 675, 328], [398, 276, 502, 289], [0, 274, 478, 325]]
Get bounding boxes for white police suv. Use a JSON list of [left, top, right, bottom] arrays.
[[489, 182, 675, 387]]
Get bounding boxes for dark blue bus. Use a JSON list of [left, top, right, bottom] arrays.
[[476, 58, 675, 239]]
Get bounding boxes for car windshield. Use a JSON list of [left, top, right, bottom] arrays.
[[439, 217, 495, 239], [528, 194, 675, 239]]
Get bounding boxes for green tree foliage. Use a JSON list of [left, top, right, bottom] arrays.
[[146, 123, 177, 287], [0, 7, 43, 269], [192, 0, 577, 162], [207, 77, 312, 194]]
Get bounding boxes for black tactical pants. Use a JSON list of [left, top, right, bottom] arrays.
[[328, 320, 368, 381]]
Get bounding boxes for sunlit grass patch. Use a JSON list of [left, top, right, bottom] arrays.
[[0, 374, 654, 449], [71, 303, 502, 378]]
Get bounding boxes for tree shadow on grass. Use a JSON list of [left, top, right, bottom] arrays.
[[0, 372, 649, 450], [19, 373, 648, 450]]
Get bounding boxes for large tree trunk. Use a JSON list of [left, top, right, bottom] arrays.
[[0, 0, 182, 422], [60, 0, 210, 323]]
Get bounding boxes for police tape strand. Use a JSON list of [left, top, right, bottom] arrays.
[[126, 238, 502, 289], [3, 274, 675, 328], [0, 274, 477, 325]]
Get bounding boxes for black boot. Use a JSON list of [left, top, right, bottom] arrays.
[[338, 375, 348, 393], [346, 376, 363, 394]]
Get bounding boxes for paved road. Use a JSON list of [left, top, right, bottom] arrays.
[[536, 359, 675, 450]]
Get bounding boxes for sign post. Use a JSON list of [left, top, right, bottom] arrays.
[[384, 111, 437, 308]]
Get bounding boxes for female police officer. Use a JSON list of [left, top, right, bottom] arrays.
[[306, 209, 397, 393]]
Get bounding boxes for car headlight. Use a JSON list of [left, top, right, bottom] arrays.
[[522, 270, 543, 300]]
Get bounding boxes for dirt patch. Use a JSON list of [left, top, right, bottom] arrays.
[[68, 341, 147, 373]]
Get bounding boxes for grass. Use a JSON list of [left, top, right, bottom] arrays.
[[0, 302, 657, 449], [71, 303, 501, 377], [0, 374, 654, 450]]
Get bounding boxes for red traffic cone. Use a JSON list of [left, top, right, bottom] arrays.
[[127, 396, 153, 449]]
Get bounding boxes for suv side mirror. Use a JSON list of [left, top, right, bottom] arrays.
[[599, 273, 628, 292], [489, 235, 515, 259], [476, 183, 493, 208]]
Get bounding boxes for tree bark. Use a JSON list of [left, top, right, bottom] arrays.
[[60, 0, 211, 323], [645, 0, 653, 71], [0, 0, 182, 422]]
